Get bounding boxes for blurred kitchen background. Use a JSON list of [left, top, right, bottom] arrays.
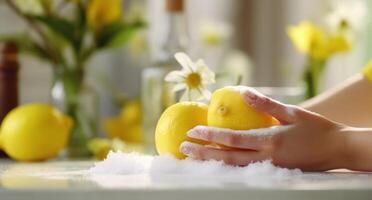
[[0, 0, 371, 149]]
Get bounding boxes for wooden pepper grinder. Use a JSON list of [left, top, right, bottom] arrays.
[[0, 42, 19, 157], [0, 42, 19, 123], [166, 0, 184, 11]]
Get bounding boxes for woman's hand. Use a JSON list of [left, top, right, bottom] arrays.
[[180, 87, 350, 171]]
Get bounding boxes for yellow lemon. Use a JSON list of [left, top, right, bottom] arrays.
[[0, 104, 72, 161], [208, 87, 279, 130], [155, 102, 208, 159], [105, 118, 143, 144], [119, 100, 142, 124], [104, 100, 143, 143]]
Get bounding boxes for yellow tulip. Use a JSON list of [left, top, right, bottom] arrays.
[[87, 0, 123, 31], [287, 21, 329, 60], [287, 21, 352, 60], [363, 60, 372, 83], [328, 34, 351, 55]]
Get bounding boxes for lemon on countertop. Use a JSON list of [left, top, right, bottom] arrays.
[[208, 87, 279, 130], [155, 102, 208, 159], [0, 104, 72, 161], [104, 100, 143, 143]]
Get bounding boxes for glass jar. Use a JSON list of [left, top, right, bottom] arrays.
[[51, 67, 99, 158], [141, 0, 188, 153], [141, 65, 177, 154]]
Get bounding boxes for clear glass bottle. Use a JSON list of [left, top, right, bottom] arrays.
[[51, 67, 99, 158], [142, 0, 188, 153]]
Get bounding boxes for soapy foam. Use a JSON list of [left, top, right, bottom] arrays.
[[189, 125, 289, 137], [90, 151, 302, 187], [89, 87, 302, 187], [225, 85, 260, 96], [226, 85, 297, 119]]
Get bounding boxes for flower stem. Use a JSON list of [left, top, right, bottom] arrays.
[[5, 0, 61, 65], [303, 57, 326, 99]]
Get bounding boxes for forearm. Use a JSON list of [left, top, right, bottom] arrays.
[[301, 74, 372, 127], [342, 127, 372, 171]]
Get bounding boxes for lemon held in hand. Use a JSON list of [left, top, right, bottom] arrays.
[[0, 104, 72, 161], [155, 102, 208, 159], [208, 87, 279, 130]]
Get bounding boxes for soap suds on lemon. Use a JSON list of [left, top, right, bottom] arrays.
[[90, 151, 302, 187], [226, 85, 261, 96], [227, 85, 298, 118], [190, 125, 288, 136]]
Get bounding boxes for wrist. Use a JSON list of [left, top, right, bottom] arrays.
[[341, 127, 372, 171], [335, 126, 356, 170]]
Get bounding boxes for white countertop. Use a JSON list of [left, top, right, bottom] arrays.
[[1, 160, 372, 200]]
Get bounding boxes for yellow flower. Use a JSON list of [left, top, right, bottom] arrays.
[[126, 1, 146, 24], [199, 21, 232, 47], [328, 34, 351, 55], [87, 0, 123, 31], [287, 21, 351, 60], [128, 30, 148, 57], [88, 138, 115, 160], [88, 138, 143, 160], [104, 100, 143, 143], [363, 60, 372, 83], [287, 21, 329, 60]]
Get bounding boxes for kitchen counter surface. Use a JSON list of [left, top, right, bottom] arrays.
[[1, 160, 372, 200]]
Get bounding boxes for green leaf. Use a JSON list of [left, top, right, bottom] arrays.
[[94, 22, 123, 48], [31, 15, 77, 47], [0, 34, 51, 61], [107, 25, 143, 48], [73, 1, 88, 52], [76, 1, 87, 28], [95, 21, 145, 49]]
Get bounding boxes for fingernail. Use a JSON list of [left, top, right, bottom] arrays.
[[180, 143, 191, 155], [187, 129, 199, 138], [245, 93, 258, 105]]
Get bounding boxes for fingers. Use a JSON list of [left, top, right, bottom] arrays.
[[239, 87, 303, 124], [180, 141, 269, 166], [187, 125, 289, 150]]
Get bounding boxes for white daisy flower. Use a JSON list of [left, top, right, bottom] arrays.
[[326, 0, 367, 33], [199, 21, 233, 48], [165, 52, 215, 102]]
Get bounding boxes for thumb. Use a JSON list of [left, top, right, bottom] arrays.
[[240, 87, 302, 124]]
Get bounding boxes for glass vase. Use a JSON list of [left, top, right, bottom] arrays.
[[51, 67, 99, 158], [303, 57, 326, 99]]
